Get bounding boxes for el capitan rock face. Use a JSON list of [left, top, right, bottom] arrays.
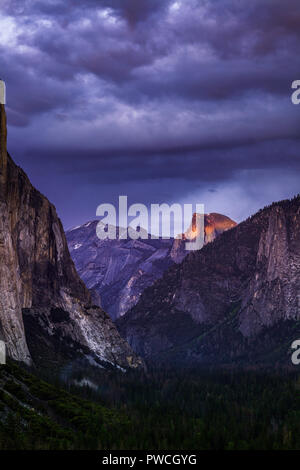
[[66, 214, 236, 320], [0, 103, 141, 369], [117, 196, 300, 366]]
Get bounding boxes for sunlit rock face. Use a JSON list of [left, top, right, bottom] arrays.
[[0, 103, 142, 370], [67, 214, 236, 320], [170, 213, 237, 263], [117, 196, 300, 366]]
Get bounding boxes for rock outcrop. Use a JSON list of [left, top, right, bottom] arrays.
[[170, 212, 237, 263], [67, 214, 236, 320], [117, 196, 300, 366], [0, 103, 142, 369]]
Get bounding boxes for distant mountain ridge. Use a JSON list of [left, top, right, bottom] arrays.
[[66, 213, 236, 320], [117, 196, 300, 367]]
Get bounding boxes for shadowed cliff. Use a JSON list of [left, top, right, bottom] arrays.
[[0, 102, 142, 370], [117, 195, 300, 366]]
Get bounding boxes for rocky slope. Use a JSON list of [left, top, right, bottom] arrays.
[[67, 214, 236, 320], [0, 103, 141, 370], [117, 196, 300, 366]]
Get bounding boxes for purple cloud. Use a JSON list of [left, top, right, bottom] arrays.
[[0, 0, 299, 229]]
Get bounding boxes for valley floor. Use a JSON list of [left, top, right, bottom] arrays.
[[0, 361, 300, 450]]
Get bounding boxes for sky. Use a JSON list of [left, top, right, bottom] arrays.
[[0, 0, 299, 231]]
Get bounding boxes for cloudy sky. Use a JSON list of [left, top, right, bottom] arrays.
[[1, 0, 299, 231]]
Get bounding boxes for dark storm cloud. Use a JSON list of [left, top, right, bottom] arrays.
[[23, 138, 300, 184], [2, 0, 169, 24], [0, 0, 299, 228], [2, 0, 299, 109]]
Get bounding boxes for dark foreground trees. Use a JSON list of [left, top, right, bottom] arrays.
[[0, 362, 300, 450]]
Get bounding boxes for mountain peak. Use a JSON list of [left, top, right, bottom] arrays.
[[184, 212, 237, 242], [170, 212, 237, 263]]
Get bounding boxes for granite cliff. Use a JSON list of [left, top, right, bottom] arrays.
[[0, 103, 141, 370]]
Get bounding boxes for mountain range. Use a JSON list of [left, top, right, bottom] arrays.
[[117, 196, 300, 367], [66, 213, 236, 320]]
